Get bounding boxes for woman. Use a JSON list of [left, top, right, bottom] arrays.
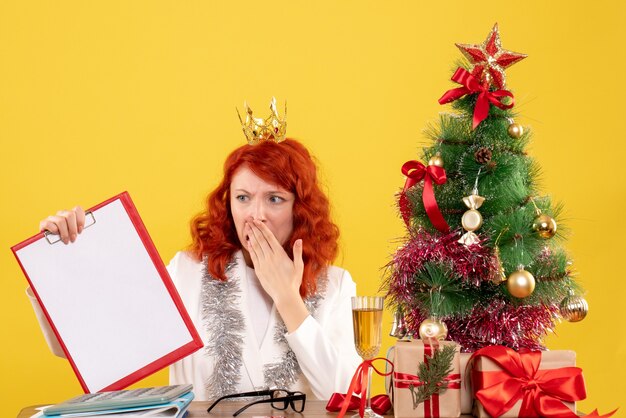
[[32, 137, 362, 401]]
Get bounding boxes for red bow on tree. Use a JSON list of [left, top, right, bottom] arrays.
[[470, 345, 617, 418], [399, 160, 450, 233], [438, 67, 514, 129]]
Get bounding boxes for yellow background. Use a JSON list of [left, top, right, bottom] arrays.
[[1, 1, 624, 416]]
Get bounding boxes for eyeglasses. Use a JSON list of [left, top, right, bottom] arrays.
[[206, 389, 306, 416]]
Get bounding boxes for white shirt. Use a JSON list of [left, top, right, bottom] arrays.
[[244, 266, 273, 348]]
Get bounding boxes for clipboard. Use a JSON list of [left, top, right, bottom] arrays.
[[12, 192, 203, 393]]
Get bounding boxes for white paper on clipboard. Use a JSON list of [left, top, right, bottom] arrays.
[[12, 192, 203, 393]]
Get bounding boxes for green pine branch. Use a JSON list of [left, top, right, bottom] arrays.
[[408, 344, 457, 408], [411, 262, 477, 317]]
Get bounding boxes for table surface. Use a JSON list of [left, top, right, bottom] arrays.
[[17, 400, 475, 418]]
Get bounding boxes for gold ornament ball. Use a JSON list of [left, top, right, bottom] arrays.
[[418, 317, 448, 341], [507, 268, 536, 298], [428, 153, 444, 167], [532, 214, 558, 239], [508, 123, 524, 139], [560, 294, 589, 322]]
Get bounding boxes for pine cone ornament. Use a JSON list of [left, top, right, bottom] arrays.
[[474, 147, 492, 164]]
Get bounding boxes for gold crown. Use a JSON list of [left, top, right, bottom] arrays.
[[237, 97, 287, 145]]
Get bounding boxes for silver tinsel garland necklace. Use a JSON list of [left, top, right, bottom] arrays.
[[201, 255, 326, 398]]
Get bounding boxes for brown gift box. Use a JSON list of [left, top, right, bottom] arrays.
[[472, 350, 577, 418], [459, 353, 473, 414], [391, 340, 461, 418]]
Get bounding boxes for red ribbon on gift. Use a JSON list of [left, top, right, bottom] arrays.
[[331, 357, 393, 418], [438, 67, 514, 129], [400, 160, 450, 233], [470, 345, 617, 418], [326, 393, 392, 416], [393, 372, 461, 389]]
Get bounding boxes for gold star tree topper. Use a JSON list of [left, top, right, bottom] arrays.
[[455, 23, 527, 89], [237, 97, 287, 145]]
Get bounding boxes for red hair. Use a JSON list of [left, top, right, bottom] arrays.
[[189, 138, 340, 297]]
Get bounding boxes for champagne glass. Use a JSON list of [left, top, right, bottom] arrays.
[[351, 296, 384, 418]]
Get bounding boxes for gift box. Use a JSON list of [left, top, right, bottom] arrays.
[[459, 353, 473, 415], [391, 339, 461, 418], [470, 346, 586, 418]]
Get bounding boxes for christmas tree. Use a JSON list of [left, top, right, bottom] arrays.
[[385, 24, 588, 352]]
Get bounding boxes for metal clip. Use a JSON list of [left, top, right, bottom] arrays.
[[44, 211, 96, 244]]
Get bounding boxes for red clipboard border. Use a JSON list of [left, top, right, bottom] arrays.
[[11, 191, 203, 393]]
